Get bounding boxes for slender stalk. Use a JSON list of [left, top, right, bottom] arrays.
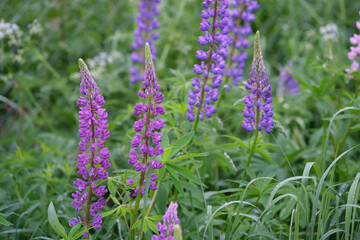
[[138, 184, 159, 240], [241, 129, 258, 180], [192, 0, 219, 133], [121, 207, 131, 236], [145, 189, 159, 218], [115, 189, 130, 209], [215, 86, 226, 110], [115, 189, 131, 235], [241, 102, 260, 180], [130, 190, 142, 240]]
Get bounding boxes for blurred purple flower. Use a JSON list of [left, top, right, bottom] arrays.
[[130, 0, 161, 84], [226, 0, 259, 90], [345, 10, 360, 78], [277, 61, 299, 97]]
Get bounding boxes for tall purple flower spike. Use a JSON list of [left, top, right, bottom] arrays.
[[226, 0, 259, 90], [127, 43, 165, 198], [186, 0, 229, 122], [345, 10, 360, 79], [152, 202, 180, 240], [130, 0, 161, 84], [69, 59, 110, 238], [242, 31, 274, 133], [277, 61, 299, 98]]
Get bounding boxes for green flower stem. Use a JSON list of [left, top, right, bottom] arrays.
[[215, 84, 226, 110], [241, 128, 258, 180], [242, 104, 260, 180], [130, 187, 143, 240]]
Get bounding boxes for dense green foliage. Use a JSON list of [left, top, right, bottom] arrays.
[[1, 0, 360, 239]]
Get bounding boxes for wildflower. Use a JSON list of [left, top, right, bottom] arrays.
[[69, 59, 110, 237], [130, 0, 161, 84], [319, 23, 338, 41], [127, 43, 165, 198], [186, 0, 229, 122], [345, 11, 360, 78], [0, 20, 19, 40], [28, 19, 43, 36], [226, 0, 259, 90], [277, 61, 299, 98], [242, 31, 274, 133], [152, 202, 180, 240]]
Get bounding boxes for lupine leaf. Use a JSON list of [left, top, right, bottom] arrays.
[[166, 131, 194, 160], [146, 218, 159, 235], [68, 223, 81, 240], [166, 166, 185, 196], [166, 163, 201, 185], [107, 178, 116, 197], [47, 202, 68, 240]]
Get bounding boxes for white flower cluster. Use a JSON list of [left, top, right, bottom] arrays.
[[70, 51, 122, 81], [87, 51, 122, 69], [0, 20, 19, 40], [28, 19, 43, 36], [319, 23, 338, 41]]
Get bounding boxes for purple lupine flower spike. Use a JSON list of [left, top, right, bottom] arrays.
[[277, 61, 299, 98], [226, 0, 259, 90], [242, 31, 274, 133], [130, 0, 161, 84], [128, 43, 165, 198], [152, 202, 180, 240], [69, 59, 110, 237], [186, 0, 229, 122], [345, 10, 360, 79]]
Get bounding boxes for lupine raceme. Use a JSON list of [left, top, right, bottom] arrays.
[[152, 202, 181, 240], [225, 0, 259, 90], [69, 59, 110, 238], [346, 10, 360, 78], [242, 31, 274, 133], [186, 0, 229, 126], [127, 42, 165, 199], [130, 0, 161, 84], [129, 42, 165, 239]]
